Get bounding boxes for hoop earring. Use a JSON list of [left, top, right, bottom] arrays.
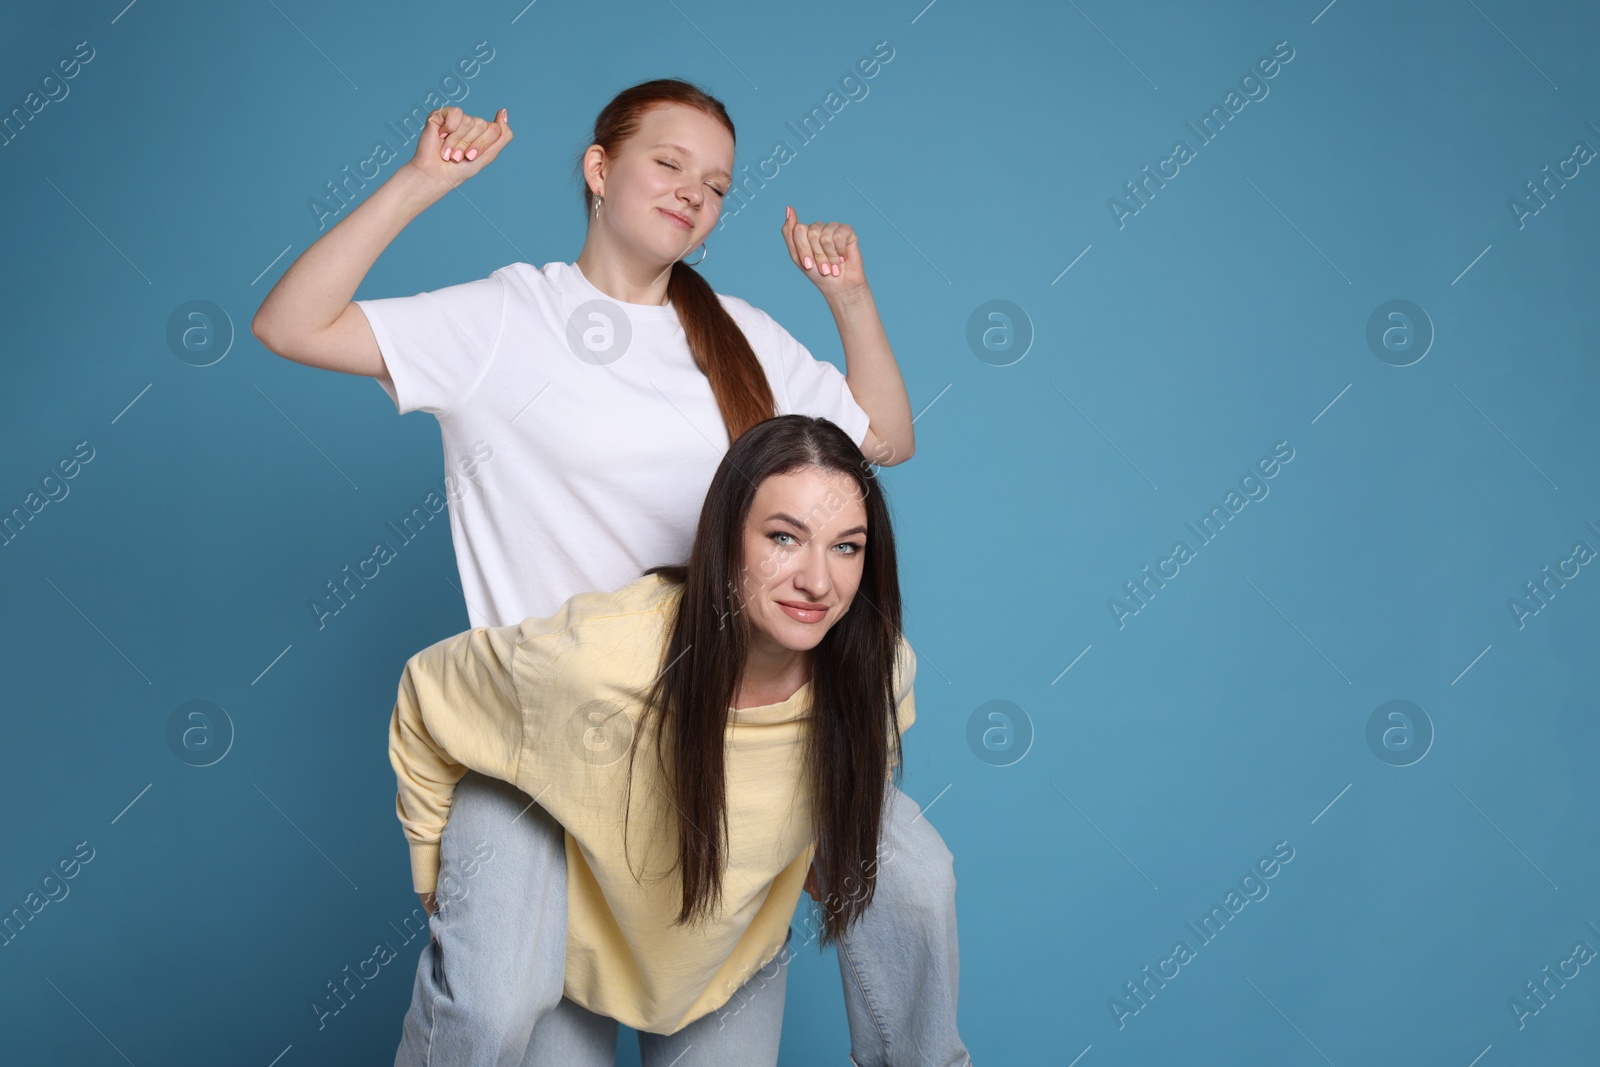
[[681, 240, 709, 267]]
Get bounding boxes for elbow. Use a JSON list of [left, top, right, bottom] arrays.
[[250, 306, 286, 357], [883, 431, 915, 467]]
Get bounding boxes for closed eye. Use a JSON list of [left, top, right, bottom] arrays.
[[659, 158, 726, 198]]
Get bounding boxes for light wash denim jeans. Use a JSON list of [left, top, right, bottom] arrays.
[[394, 771, 968, 1066]]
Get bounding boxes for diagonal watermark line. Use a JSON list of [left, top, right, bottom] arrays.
[[664, 0, 757, 90], [1245, 976, 1338, 1064], [254, 782, 360, 889], [1050, 383, 1158, 489], [1051, 782, 1159, 890], [441, 574, 495, 634], [1066, 1, 1157, 89], [1451, 243, 1492, 285], [510, 782, 554, 825], [1465, 1044, 1492, 1067], [510, 382, 553, 424], [1452, 781, 1558, 889], [252, 383, 360, 489], [1450, 381, 1558, 489], [1244, 177, 1351, 284], [1465, 0, 1558, 90], [252, 244, 293, 286], [265, 1046, 293, 1067], [1311, 0, 1340, 23], [451, 185, 531, 260], [911, 0, 940, 24], [112, 783, 152, 824], [45, 177, 151, 284], [1311, 384, 1351, 425], [45, 978, 137, 1065], [844, 176, 950, 284], [111, 0, 140, 23], [1051, 244, 1093, 285], [846, 586, 952, 687], [251, 644, 293, 686], [1244, 576, 1352, 684], [1066, 1045, 1093, 1067], [511, 0, 540, 24], [262, 0, 358, 89], [112, 383, 152, 424], [44, 576, 151, 684], [1311, 783, 1351, 824], [1451, 643, 1492, 685], [1051, 643, 1092, 685], [650, 380, 727, 457], [911, 383, 951, 424], [910, 782, 952, 826]]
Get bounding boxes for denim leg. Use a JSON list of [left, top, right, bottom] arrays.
[[826, 785, 969, 1067], [636, 926, 792, 1066], [394, 771, 570, 1067], [521, 995, 619, 1065]]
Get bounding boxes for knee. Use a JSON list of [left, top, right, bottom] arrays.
[[876, 812, 956, 917]]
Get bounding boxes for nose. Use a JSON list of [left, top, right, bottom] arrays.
[[793, 544, 832, 602]]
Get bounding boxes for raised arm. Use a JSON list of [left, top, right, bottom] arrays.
[[251, 106, 513, 379], [389, 622, 526, 896], [780, 206, 915, 467]]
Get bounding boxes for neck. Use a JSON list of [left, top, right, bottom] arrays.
[[575, 229, 676, 306], [738, 637, 810, 700]]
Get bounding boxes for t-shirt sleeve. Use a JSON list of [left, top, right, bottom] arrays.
[[356, 271, 507, 417], [388, 623, 526, 893], [748, 306, 872, 448]]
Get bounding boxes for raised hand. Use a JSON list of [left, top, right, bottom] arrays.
[[782, 205, 867, 295], [406, 106, 513, 190]]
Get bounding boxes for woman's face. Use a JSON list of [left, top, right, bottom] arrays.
[[736, 466, 870, 656], [592, 103, 734, 264]]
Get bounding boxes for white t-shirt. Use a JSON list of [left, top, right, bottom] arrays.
[[357, 260, 871, 628]]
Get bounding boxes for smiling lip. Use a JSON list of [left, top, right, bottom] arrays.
[[659, 208, 692, 229], [777, 600, 828, 623]]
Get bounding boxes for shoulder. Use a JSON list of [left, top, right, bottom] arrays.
[[493, 261, 559, 299], [714, 291, 781, 339], [892, 635, 917, 698]]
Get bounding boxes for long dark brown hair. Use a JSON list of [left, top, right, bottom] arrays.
[[622, 414, 904, 948], [574, 78, 776, 439]]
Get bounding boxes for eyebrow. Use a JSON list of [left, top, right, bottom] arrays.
[[767, 512, 868, 540], [649, 142, 733, 182]]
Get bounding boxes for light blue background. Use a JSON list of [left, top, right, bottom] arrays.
[[2, 0, 1597, 1064]]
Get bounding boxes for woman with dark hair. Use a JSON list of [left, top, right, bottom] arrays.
[[254, 76, 965, 1066], [391, 414, 909, 1062]]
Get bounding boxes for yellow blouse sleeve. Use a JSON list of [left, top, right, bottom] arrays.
[[388, 623, 527, 893], [887, 637, 917, 778]]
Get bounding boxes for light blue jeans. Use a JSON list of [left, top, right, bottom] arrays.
[[394, 771, 968, 1066]]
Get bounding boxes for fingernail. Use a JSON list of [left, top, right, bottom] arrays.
[[803, 256, 812, 269], [466, 148, 477, 160]]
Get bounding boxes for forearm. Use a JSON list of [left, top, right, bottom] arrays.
[[389, 680, 465, 895], [826, 283, 914, 462], [254, 163, 446, 343]]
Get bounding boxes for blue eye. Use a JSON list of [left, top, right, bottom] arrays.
[[767, 532, 864, 554]]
